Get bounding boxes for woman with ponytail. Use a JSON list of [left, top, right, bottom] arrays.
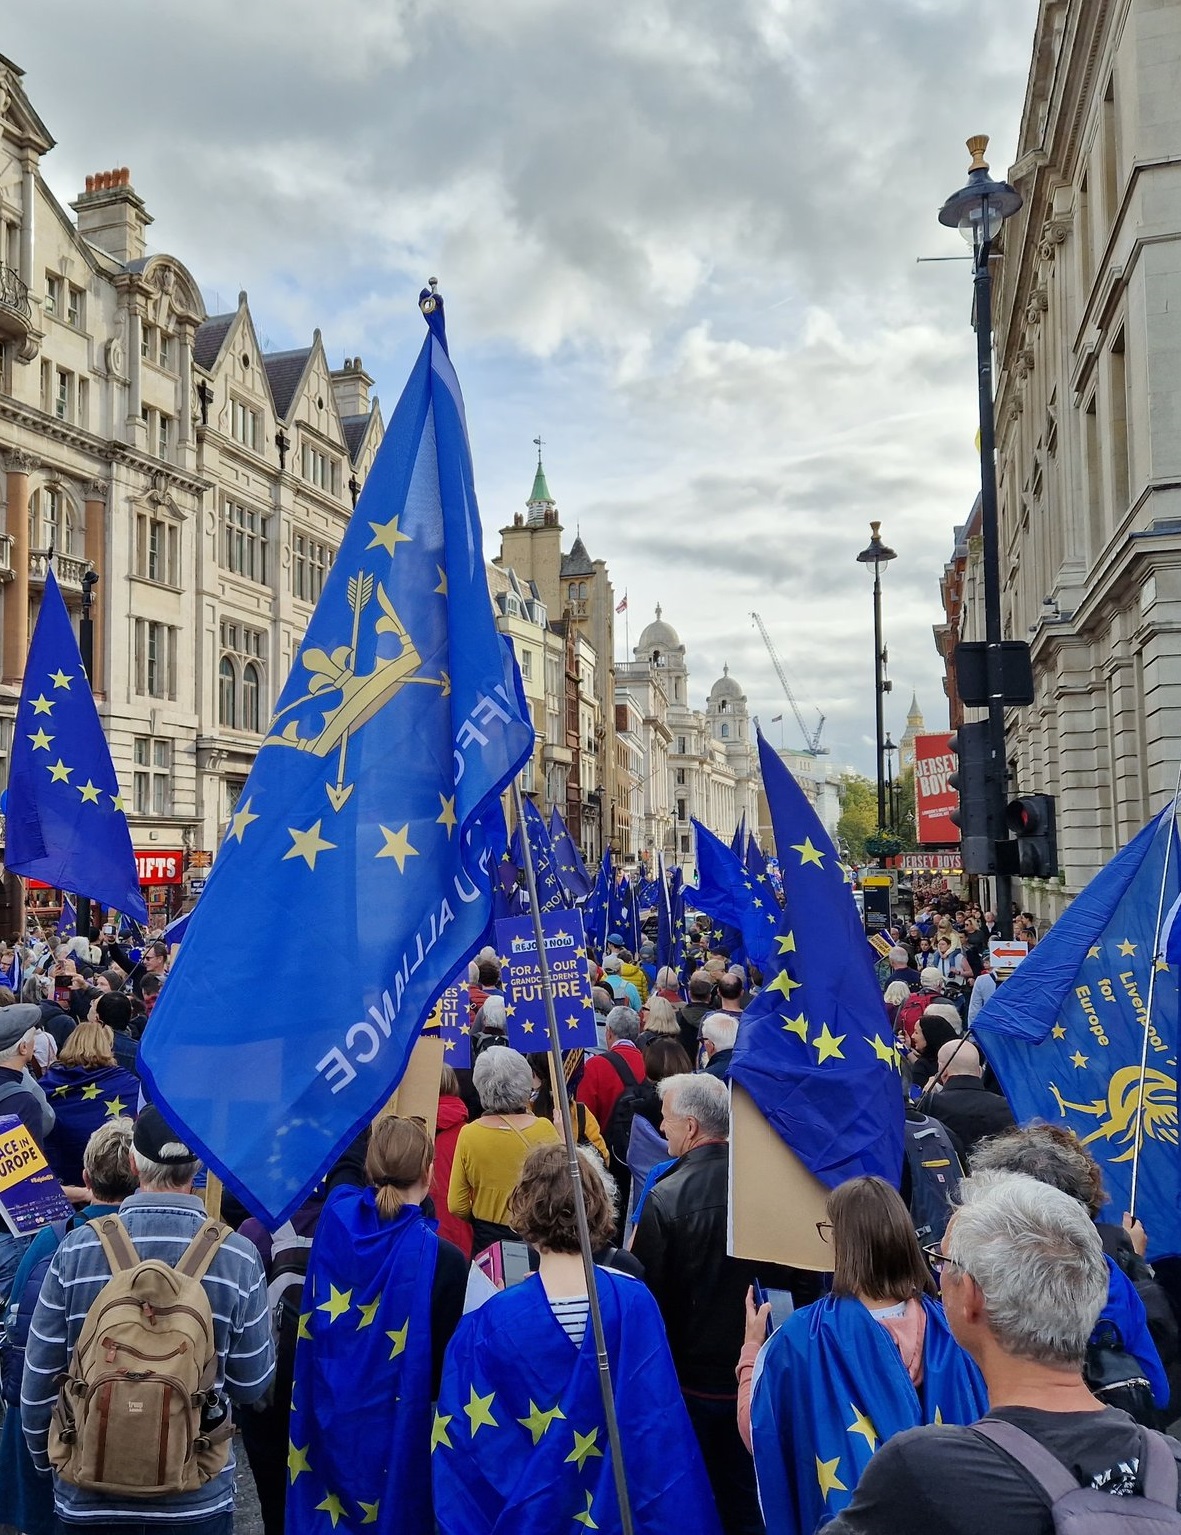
[[286, 1115, 468, 1535]]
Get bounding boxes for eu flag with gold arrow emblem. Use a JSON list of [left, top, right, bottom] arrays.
[[6, 568, 147, 921], [975, 807, 1181, 1258], [139, 288, 535, 1225], [729, 731, 904, 1187]]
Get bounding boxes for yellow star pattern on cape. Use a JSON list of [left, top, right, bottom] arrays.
[[782, 1012, 809, 1040], [431, 1412, 453, 1452], [766, 970, 802, 1001], [377, 823, 418, 873], [1117, 939, 1137, 957], [812, 1024, 846, 1063], [30, 693, 54, 715], [1087, 945, 1101, 959], [284, 821, 336, 871], [1070, 1049, 1089, 1069], [386, 1320, 409, 1358], [28, 727, 52, 751], [1156, 956, 1170, 973], [847, 1405, 878, 1451], [566, 1427, 604, 1470], [774, 931, 796, 955], [434, 564, 448, 595], [518, 1400, 565, 1444], [48, 758, 71, 783], [317, 1284, 352, 1322], [816, 1455, 847, 1498], [80, 1082, 101, 1101], [104, 1096, 127, 1117], [49, 667, 72, 690], [367, 514, 412, 555], [315, 1492, 346, 1527], [573, 1492, 599, 1530], [296, 1312, 312, 1341], [1051, 1024, 1067, 1040], [52, 1083, 70, 1098], [356, 1295, 381, 1329], [933, 1406, 944, 1424], [78, 780, 101, 804], [865, 1034, 897, 1067], [287, 1441, 311, 1483], [359, 1501, 380, 1525], [437, 795, 458, 838], [792, 837, 825, 868], [464, 1386, 498, 1435], [228, 797, 259, 843]]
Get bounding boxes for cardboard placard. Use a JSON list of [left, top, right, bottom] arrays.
[[381, 1035, 445, 1132], [727, 1085, 834, 1273]]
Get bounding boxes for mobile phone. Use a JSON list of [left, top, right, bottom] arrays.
[[53, 978, 72, 1007], [753, 1278, 795, 1337]]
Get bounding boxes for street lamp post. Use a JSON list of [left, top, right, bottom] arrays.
[[856, 522, 897, 835], [939, 136, 1022, 940]]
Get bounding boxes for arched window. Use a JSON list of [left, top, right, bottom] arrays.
[[242, 661, 261, 733], [218, 657, 236, 727], [721, 723, 729, 738], [719, 699, 728, 713]]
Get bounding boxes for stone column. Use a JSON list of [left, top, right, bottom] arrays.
[[3, 450, 36, 684], [127, 306, 143, 431], [177, 322, 194, 447], [18, 156, 34, 289], [83, 478, 108, 695]]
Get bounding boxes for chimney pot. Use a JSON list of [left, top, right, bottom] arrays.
[[120, 167, 130, 186], [85, 174, 94, 193]]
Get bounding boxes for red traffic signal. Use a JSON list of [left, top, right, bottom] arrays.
[[1004, 793, 1058, 879]]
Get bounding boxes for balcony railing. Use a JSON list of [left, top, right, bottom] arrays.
[[0, 532, 12, 581], [30, 550, 90, 590], [0, 266, 30, 322]]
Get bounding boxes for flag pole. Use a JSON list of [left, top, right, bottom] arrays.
[[1130, 763, 1181, 1216], [511, 778, 635, 1535]]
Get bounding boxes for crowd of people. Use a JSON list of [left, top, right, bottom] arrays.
[[0, 904, 1180, 1534]]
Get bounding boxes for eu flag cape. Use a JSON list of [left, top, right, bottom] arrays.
[[6, 570, 147, 921], [139, 293, 534, 1224], [975, 807, 1181, 1258], [287, 1188, 438, 1535], [432, 1269, 721, 1535], [751, 1294, 987, 1535], [39, 1062, 140, 1186]]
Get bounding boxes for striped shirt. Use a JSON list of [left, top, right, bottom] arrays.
[[549, 1293, 591, 1348], [21, 1191, 275, 1525]]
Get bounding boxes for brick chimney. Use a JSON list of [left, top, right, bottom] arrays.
[[71, 167, 152, 264], [330, 356, 373, 419]]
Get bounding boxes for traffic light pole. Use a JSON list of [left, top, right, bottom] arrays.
[[973, 229, 1013, 941]]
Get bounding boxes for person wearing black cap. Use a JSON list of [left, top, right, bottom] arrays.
[[21, 1103, 275, 1531], [0, 1003, 55, 1148]]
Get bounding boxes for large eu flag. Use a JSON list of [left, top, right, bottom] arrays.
[[583, 846, 613, 954], [729, 733, 904, 1187], [690, 818, 775, 969], [139, 292, 534, 1225], [975, 808, 1181, 1258], [6, 570, 147, 921], [513, 797, 568, 913], [549, 805, 593, 901], [655, 851, 684, 977]]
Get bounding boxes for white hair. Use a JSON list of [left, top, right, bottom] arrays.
[[472, 1047, 533, 1113], [476, 994, 506, 1032], [606, 1006, 640, 1041], [947, 1171, 1107, 1366], [131, 1145, 201, 1192], [888, 946, 909, 965], [658, 1073, 729, 1140], [938, 1039, 981, 1077], [700, 1012, 739, 1051], [655, 966, 680, 992]]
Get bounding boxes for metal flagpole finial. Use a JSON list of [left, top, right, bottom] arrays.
[[419, 277, 441, 315]]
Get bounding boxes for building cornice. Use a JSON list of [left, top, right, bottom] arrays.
[[0, 396, 209, 497]]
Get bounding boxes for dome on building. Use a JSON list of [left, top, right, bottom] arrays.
[[636, 603, 682, 655], [709, 664, 745, 703]]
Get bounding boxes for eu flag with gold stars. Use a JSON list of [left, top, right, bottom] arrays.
[[139, 290, 535, 1225], [975, 807, 1181, 1258], [729, 732, 904, 1187], [6, 569, 147, 921]]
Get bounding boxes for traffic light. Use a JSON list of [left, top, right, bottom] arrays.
[[948, 722, 1002, 874], [1004, 793, 1058, 878]]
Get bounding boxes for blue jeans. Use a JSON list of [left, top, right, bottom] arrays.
[[57, 1516, 233, 1535]]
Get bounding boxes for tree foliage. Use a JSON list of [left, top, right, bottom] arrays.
[[836, 774, 877, 858]]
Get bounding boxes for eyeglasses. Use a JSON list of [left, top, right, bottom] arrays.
[[922, 1242, 965, 1279], [816, 1221, 833, 1244]]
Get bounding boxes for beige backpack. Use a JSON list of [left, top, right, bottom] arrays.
[[49, 1214, 235, 1497]]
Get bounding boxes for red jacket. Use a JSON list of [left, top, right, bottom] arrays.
[[576, 1042, 647, 1130], [431, 1094, 472, 1257]]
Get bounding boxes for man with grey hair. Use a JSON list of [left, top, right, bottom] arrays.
[[826, 1172, 1181, 1532], [884, 945, 921, 993], [633, 1073, 818, 1535], [699, 1011, 738, 1081], [22, 1104, 275, 1531], [576, 1004, 646, 1130]]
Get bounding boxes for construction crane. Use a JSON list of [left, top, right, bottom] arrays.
[[750, 611, 829, 755]]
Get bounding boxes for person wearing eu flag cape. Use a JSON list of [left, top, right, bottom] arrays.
[[287, 1116, 468, 1535], [749, 1176, 986, 1535], [433, 1142, 721, 1535]]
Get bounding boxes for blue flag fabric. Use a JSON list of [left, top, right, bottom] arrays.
[[57, 895, 76, 938], [730, 733, 904, 1188], [730, 813, 746, 858], [583, 847, 613, 954], [607, 873, 640, 953], [690, 819, 775, 969], [518, 797, 569, 913], [655, 852, 685, 978], [975, 808, 1181, 1258], [1164, 888, 1181, 966], [40, 1061, 140, 1186], [287, 1189, 438, 1535], [6, 570, 147, 921], [139, 294, 534, 1225], [751, 1294, 987, 1535], [549, 806, 593, 901], [161, 908, 192, 948], [432, 1268, 721, 1535]]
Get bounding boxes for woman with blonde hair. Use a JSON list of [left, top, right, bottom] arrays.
[[39, 1022, 138, 1188], [638, 994, 680, 1047], [287, 1114, 468, 1535]]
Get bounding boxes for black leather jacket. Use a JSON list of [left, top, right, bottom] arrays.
[[631, 1142, 821, 1395]]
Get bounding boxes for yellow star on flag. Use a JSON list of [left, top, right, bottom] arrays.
[[782, 1012, 809, 1040], [774, 931, 796, 955], [80, 1082, 101, 1101], [47, 758, 72, 783], [933, 1406, 944, 1424], [49, 668, 72, 690], [464, 1386, 498, 1436], [110, 792, 126, 812], [367, 514, 412, 555], [104, 1096, 127, 1117], [847, 1406, 878, 1451], [377, 823, 418, 873], [284, 821, 336, 871], [1117, 939, 1137, 957], [565, 1014, 580, 1029], [792, 837, 825, 868], [52, 1083, 70, 1098], [766, 970, 802, 1001], [518, 1400, 565, 1445], [434, 564, 448, 595], [359, 1501, 380, 1525], [436, 795, 458, 838], [229, 797, 259, 843], [287, 1441, 311, 1483], [1051, 1024, 1066, 1040], [296, 1312, 312, 1341], [315, 1492, 346, 1528], [1087, 945, 1101, 959], [812, 1024, 846, 1063], [27, 727, 52, 751], [573, 1492, 599, 1530], [356, 1295, 381, 1329], [386, 1320, 409, 1358], [431, 1412, 453, 1452], [1070, 1049, 1089, 1069], [1156, 956, 1170, 973], [78, 780, 101, 804], [317, 1284, 352, 1322], [865, 1034, 897, 1067], [566, 1427, 604, 1470], [30, 693, 54, 715], [816, 1455, 847, 1498]]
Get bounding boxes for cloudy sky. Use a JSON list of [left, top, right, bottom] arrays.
[[8, 0, 1037, 776]]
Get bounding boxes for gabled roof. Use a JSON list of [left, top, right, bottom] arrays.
[[193, 313, 235, 370], [341, 413, 370, 459], [561, 535, 594, 578], [263, 347, 313, 420]]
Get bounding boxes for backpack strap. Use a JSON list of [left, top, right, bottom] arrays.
[[604, 1048, 638, 1091], [93, 1215, 140, 1275], [175, 1221, 231, 1283], [972, 1419, 1080, 1502], [1138, 1428, 1180, 1507]]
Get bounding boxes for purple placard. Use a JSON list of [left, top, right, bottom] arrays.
[[0, 1113, 74, 1235], [494, 910, 599, 1051]]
